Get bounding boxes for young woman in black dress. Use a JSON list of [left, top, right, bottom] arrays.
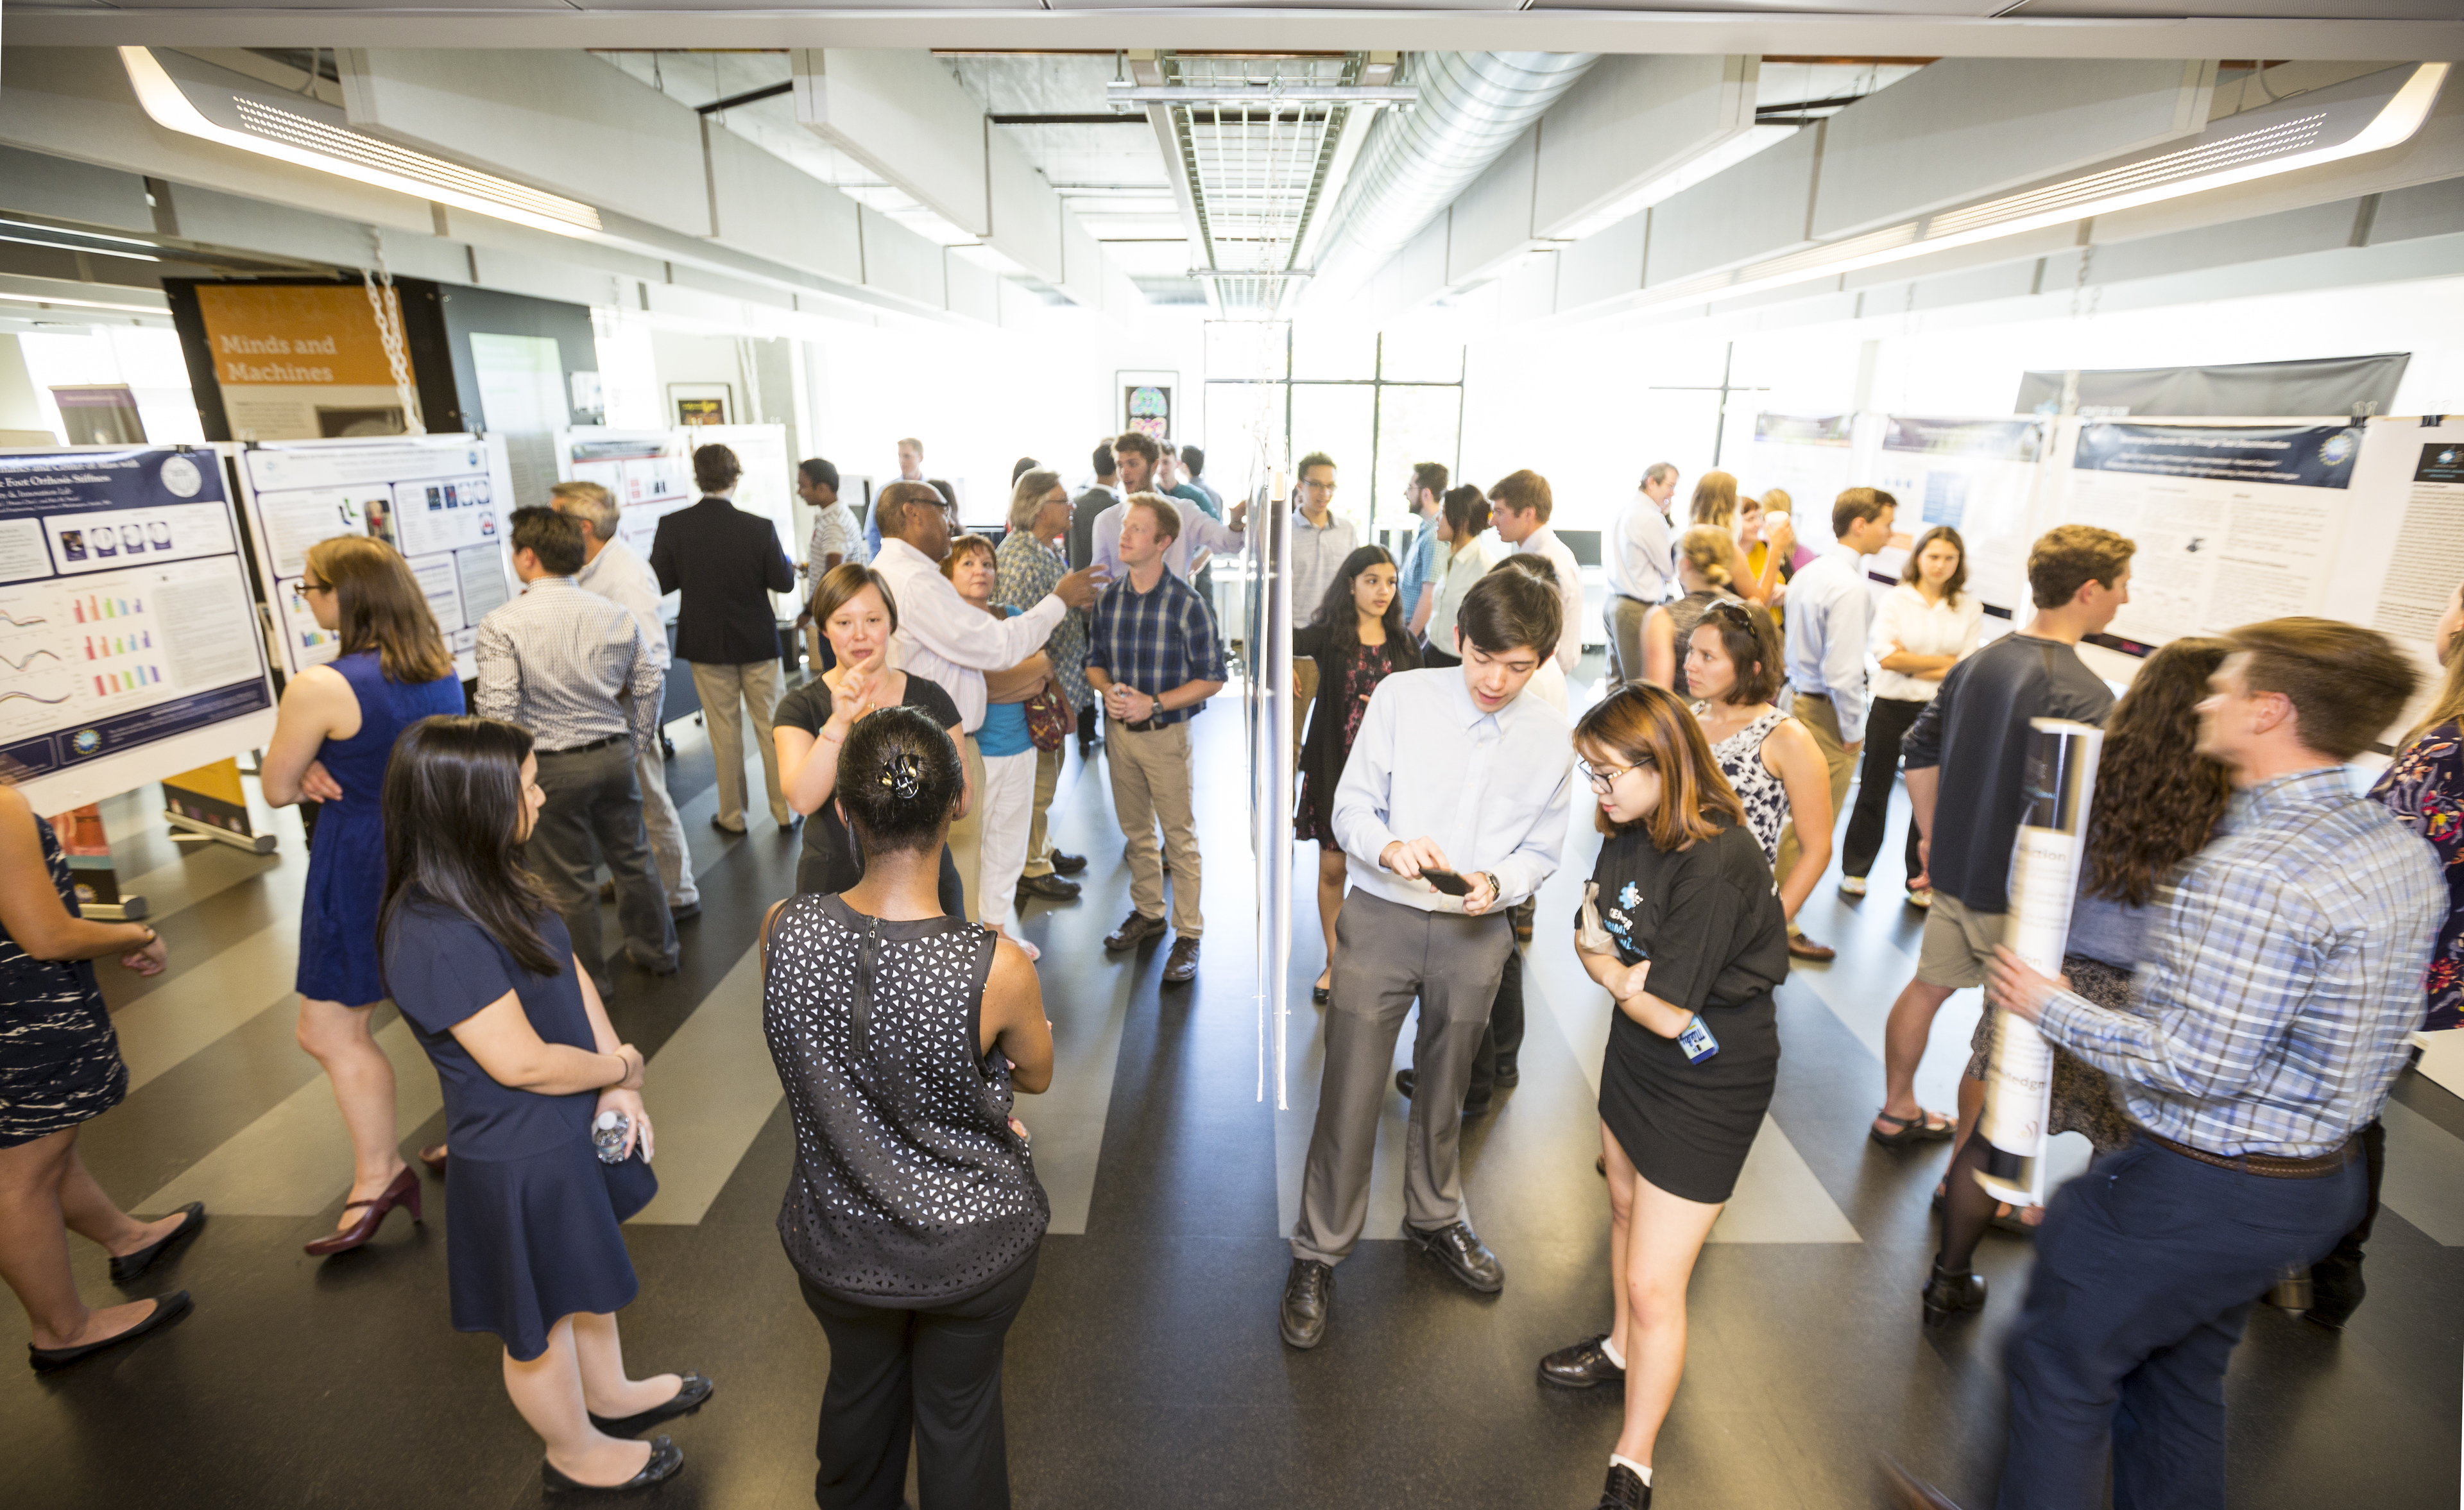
[[380, 716, 708, 1494], [1294, 544, 1421, 1002], [1537, 683, 1790, 1510]]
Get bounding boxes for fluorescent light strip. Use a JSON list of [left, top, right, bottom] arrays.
[[1630, 62, 2447, 318], [0, 233, 160, 263], [120, 48, 602, 239], [1928, 114, 2325, 237], [0, 217, 163, 250]]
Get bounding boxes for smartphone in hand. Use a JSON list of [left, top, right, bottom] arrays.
[[1421, 868, 1473, 897]]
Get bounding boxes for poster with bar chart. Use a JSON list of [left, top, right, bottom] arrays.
[[237, 434, 515, 682], [0, 446, 276, 812]]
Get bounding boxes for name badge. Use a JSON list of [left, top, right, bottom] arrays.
[[1676, 1013, 1720, 1065]]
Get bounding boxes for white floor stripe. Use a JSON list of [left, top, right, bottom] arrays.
[[628, 945, 781, 1226], [112, 918, 300, 1092]]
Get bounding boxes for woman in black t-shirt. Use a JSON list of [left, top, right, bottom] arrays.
[[774, 565, 972, 914], [1538, 683, 1789, 1510]]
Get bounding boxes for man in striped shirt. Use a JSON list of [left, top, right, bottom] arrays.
[[1978, 617, 2440, 1510], [1084, 493, 1226, 986]]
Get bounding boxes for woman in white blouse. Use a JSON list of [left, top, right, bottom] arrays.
[[1840, 526, 1982, 906]]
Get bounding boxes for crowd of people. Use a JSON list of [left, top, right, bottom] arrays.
[[0, 432, 2459, 1510]]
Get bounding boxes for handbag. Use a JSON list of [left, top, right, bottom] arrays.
[[1025, 683, 1070, 752]]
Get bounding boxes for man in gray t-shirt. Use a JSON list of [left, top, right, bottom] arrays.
[[1867, 525, 2134, 1153]]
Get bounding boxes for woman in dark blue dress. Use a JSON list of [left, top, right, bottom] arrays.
[[380, 714, 707, 1494], [261, 535, 464, 1255]]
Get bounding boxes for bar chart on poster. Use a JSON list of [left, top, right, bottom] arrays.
[[0, 447, 276, 812], [236, 435, 515, 680]]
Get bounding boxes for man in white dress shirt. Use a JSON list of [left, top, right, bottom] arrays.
[[1604, 461, 1680, 685], [552, 481, 699, 921], [1776, 487, 1898, 961], [1279, 569, 1573, 1351], [1488, 468, 1584, 681]]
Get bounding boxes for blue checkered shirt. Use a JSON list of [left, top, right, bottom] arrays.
[[1084, 568, 1224, 729], [2039, 766, 2444, 1158]]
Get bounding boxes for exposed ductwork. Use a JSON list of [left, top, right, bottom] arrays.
[[1301, 50, 1598, 305]]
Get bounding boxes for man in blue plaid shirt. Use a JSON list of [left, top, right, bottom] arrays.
[[1969, 617, 2442, 1510], [1085, 493, 1226, 986]]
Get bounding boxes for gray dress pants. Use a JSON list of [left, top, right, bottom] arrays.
[[533, 737, 678, 993], [1291, 889, 1515, 1266]]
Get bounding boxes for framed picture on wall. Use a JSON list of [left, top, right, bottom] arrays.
[[670, 383, 732, 427], [1118, 370, 1178, 445]]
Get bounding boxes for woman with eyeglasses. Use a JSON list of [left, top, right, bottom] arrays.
[[1541, 683, 1790, 1510], [1679, 599, 1834, 925], [259, 535, 466, 1254]]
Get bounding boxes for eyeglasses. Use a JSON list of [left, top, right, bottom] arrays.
[[1577, 757, 1650, 792], [300, 580, 332, 595]]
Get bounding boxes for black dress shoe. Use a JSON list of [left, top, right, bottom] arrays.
[[1539, 1332, 1625, 1389], [1396, 1068, 1416, 1099], [1920, 1261, 1988, 1326], [1405, 1219, 1504, 1293], [1279, 1258, 1332, 1349], [588, 1373, 714, 1436], [28, 1291, 192, 1372], [1162, 936, 1201, 984], [543, 1436, 683, 1495], [108, 1203, 204, 1286], [709, 815, 746, 836], [1596, 1461, 1651, 1509], [1104, 911, 1167, 952], [1493, 1059, 1519, 1088], [668, 901, 701, 922], [1017, 873, 1082, 902], [1050, 850, 1088, 876]]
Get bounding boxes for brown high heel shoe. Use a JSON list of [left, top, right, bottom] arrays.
[[304, 1166, 421, 1255]]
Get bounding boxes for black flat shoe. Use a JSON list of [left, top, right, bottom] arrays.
[[1405, 1219, 1504, 1293], [589, 1373, 714, 1436], [543, 1436, 683, 1495], [1492, 1059, 1519, 1087], [1920, 1262, 1987, 1326], [1311, 983, 1331, 1005], [108, 1203, 204, 1287], [1539, 1332, 1625, 1389], [28, 1291, 192, 1373]]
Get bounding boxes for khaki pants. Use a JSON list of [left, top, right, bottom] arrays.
[[1774, 689, 1857, 928], [1605, 595, 1651, 687], [689, 658, 788, 829], [1022, 742, 1066, 878], [1291, 656, 1319, 769], [946, 734, 988, 922], [1106, 718, 1201, 938]]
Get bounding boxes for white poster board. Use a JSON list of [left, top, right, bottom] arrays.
[[556, 428, 693, 562], [2321, 415, 2464, 734], [237, 435, 515, 682], [1871, 416, 2048, 619], [685, 423, 798, 616], [0, 446, 277, 811], [1743, 413, 1861, 551]]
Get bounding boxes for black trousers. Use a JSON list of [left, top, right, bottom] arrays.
[[531, 738, 676, 993], [1467, 947, 1525, 1103], [1839, 694, 1929, 884], [1075, 704, 1098, 748], [798, 1251, 1039, 1510]]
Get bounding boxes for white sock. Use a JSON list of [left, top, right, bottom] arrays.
[[1611, 1454, 1652, 1486], [1600, 1336, 1626, 1369]]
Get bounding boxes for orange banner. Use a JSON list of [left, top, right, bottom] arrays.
[[194, 284, 404, 388]]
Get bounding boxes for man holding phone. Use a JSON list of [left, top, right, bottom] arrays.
[[1280, 570, 1575, 1350]]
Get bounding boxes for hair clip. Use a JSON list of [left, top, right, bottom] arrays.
[[880, 750, 924, 802]]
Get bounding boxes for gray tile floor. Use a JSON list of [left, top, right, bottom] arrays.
[[4, 677, 2459, 1509]]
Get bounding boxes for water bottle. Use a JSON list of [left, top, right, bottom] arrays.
[[593, 1110, 631, 1164]]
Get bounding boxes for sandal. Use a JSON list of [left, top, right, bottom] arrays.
[[1991, 1203, 2039, 1237], [1870, 1108, 1957, 1148]]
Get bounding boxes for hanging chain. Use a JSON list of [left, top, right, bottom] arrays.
[[364, 228, 426, 436]]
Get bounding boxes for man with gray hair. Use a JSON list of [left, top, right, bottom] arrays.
[[551, 480, 697, 919], [1604, 461, 1681, 685]]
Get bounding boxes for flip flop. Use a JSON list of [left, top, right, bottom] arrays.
[[1870, 1108, 1957, 1147]]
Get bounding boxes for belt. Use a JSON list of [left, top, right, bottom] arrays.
[[2145, 1130, 2357, 1180], [1795, 690, 1833, 702], [538, 733, 624, 757]]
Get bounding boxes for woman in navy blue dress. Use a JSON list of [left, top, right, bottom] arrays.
[[381, 714, 707, 1493], [261, 535, 464, 1255]]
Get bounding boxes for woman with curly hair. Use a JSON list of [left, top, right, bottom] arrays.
[[1921, 636, 2234, 1325]]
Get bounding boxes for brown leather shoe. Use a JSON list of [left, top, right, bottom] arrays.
[[1162, 936, 1201, 984], [1787, 933, 1837, 962], [1104, 911, 1167, 952]]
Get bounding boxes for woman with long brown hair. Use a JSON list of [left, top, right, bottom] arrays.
[[1840, 525, 1981, 905], [1919, 635, 2234, 1325], [1537, 683, 1790, 1510], [261, 534, 465, 1255]]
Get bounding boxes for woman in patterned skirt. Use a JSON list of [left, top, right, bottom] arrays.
[[0, 781, 203, 1370]]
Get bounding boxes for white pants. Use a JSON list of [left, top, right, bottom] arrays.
[[974, 748, 1039, 930], [636, 739, 697, 908]]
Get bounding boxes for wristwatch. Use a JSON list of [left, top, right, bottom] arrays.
[[1477, 872, 1502, 905]]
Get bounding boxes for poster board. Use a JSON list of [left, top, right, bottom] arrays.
[[0, 446, 277, 812], [1743, 413, 1860, 551], [2320, 415, 2464, 734], [237, 435, 515, 682], [1870, 416, 2047, 619], [556, 428, 694, 562], [190, 282, 416, 440], [689, 424, 797, 615]]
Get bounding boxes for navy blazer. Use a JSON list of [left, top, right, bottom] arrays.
[[649, 495, 795, 665]]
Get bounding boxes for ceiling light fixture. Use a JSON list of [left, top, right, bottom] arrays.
[[0, 233, 161, 263], [1108, 83, 1414, 108], [120, 47, 602, 239], [1630, 62, 2445, 316]]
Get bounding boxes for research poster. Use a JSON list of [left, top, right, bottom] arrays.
[[556, 429, 693, 560], [0, 447, 277, 812], [191, 282, 418, 442], [1872, 416, 2045, 616], [1745, 413, 1858, 551], [2321, 416, 2464, 734], [237, 435, 515, 681], [2044, 420, 2361, 649]]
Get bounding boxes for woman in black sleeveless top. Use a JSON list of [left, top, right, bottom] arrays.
[[762, 706, 1054, 1510]]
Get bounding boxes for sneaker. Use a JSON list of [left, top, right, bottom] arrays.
[[1839, 875, 1868, 897], [1906, 886, 1934, 909]]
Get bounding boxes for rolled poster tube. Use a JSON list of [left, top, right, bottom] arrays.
[[1976, 718, 2103, 1208]]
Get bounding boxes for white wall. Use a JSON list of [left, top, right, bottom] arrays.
[[14, 326, 205, 445]]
